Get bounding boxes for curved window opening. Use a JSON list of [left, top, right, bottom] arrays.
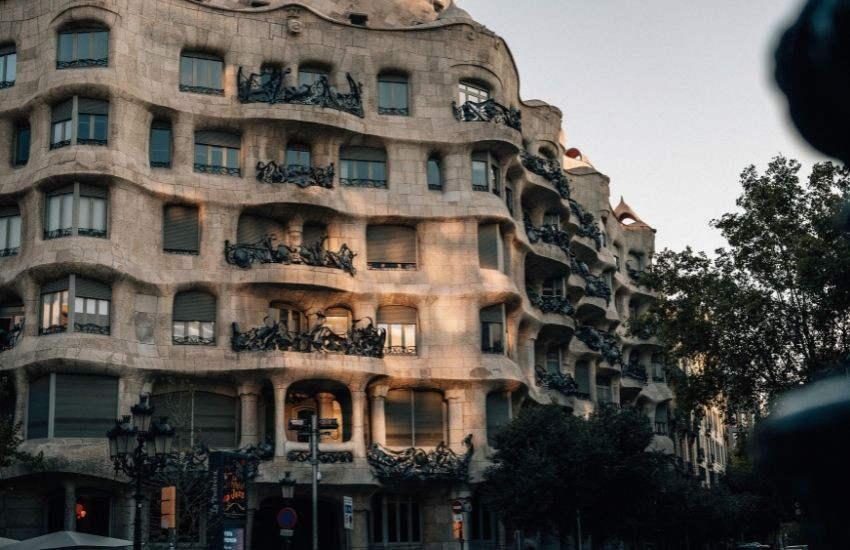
[[194, 130, 241, 176], [339, 146, 387, 188], [50, 97, 109, 149], [426, 156, 442, 190], [377, 306, 417, 355], [480, 304, 505, 354], [0, 44, 15, 88], [0, 204, 21, 257], [385, 389, 444, 447], [27, 373, 118, 438], [39, 275, 111, 335], [471, 151, 500, 195], [286, 143, 311, 168], [172, 291, 216, 345], [57, 26, 108, 69], [477, 223, 504, 271], [367, 225, 417, 270], [163, 204, 200, 254], [180, 52, 224, 95], [14, 123, 30, 166], [458, 80, 490, 104], [150, 390, 238, 449], [150, 119, 172, 168], [378, 74, 409, 116], [45, 183, 108, 240]]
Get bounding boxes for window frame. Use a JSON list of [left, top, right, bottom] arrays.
[[44, 183, 109, 240], [179, 52, 225, 95], [0, 45, 16, 87], [377, 74, 410, 116], [50, 96, 109, 149], [149, 120, 173, 168], [458, 80, 490, 105], [471, 151, 500, 194], [377, 306, 418, 356], [480, 304, 505, 355], [0, 208, 21, 257], [426, 156, 442, 190], [385, 389, 445, 448], [298, 66, 329, 88], [371, 494, 422, 546], [366, 225, 418, 270], [339, 147, 388, 188], [172, 291, 217, 346], [56, 27, 109, 69], [13, 124, 30, 166], [193, 132, 242, 176], [39, 274, 111, 336]]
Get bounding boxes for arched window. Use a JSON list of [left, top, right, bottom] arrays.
[[194, 130, 241, 176], [485, 391, 511, 446], [385, 389, 444, 447], [377, 306, 417, 355], [367, 225, 417, 269], [163, 204, 199, 254], [471, 151, 499, 195], [0, 204, 21, 256], [237, 214, 285, 246], [150, 120, 172, 168], [377, 73, 409, 116], [426, 156, 442, 190], [180, 52, 224, 95], [458, 80, 490, 104], [57, 26, 108, 69], [150, 390, 238, 449], [339, 146, 387, 188], [0, 44, 15, 87], [172, 291, 216, 345], [480, 304, 504, 354], [39, 275, 111, 335], [27, 373, 118, 438]]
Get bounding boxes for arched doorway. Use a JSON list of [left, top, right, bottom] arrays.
[[254, 496, 342, 550]]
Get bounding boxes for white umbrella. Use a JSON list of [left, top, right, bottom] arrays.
[[0, 538, 19, 548], [4, 531, 130, 550]]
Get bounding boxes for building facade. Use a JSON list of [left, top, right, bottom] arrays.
[[0, 0, 673, 547]]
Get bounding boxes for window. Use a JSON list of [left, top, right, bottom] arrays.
[[377, 74, 409, 115], [339, 146, 387, 188], [271, 303, 304, 334], [0, 205, 21, 257], [486, 391, 511, 446], [50, 97, 109, 148], [151, 390, 237, 449], [194, 130, 241, 176], [458, 80, 490, 104], [543, 277, 565, 298], [545, 348, 561, 374], [385, 390, 444, 447], [237, 214, 285, 246], [377, 306, 417, 355], [426, 157, 442, 190], [323, 307, 351, 336], [480, 304, 504, 354], [13, 124, 30, 166], [27, 374, 118, 439], [652, 353, 665, 382], [575, 361, 590, 397], [180, 52, 224, 95], [543, 211, 561, 228], [298, 66, 328, 87], [286, 144, 311, 168], [367, 225, 416, 269], [477, 223, 503, 271], [505, 184, 514, 215], [163, 205, 200, 254], [0, 302, 24, 334], [471, 151, 500, 194], [371, 494, 421, 546], [44, 183, 108, 239], [596, 375, 612, 404], [302, 222, 326, 249], [57, 27, 108, 69], [150, 120, 172, 168], [39, 275, 110, 335], [0, 45, 15, 87], [172, 291, 216, 345]]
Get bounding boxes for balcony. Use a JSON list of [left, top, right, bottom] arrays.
[[340, 177, 387, 189], [256, 160, 335, 189], [524, 214, 571, 256], [535, 365, 589, 399], [194, 163, 241, 177], [231, 316, 386, 358], [0, 322, 23, 352], [570, 256, 612, 302], [568, 199, 603, 249], [623, 355, 648, 382], [367, 435, 473, 482], [76, 138, 107, 146], [237, 67, 365, 118], [519, 150, 570, 199], [452, 98, 521, 132], [574, 325, 623, 366], [224, 236, 356, 276], [526, 286, 575, 317], [654, 421, 668, 436], [57, 57, 107, 69]]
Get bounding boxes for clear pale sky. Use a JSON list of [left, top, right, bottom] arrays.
[[460, 0, 827, 253]]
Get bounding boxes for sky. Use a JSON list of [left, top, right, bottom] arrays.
[[460, 0, 827, 253]]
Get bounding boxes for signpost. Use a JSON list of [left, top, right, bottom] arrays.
[[451, 500, 465, 550], [277, 506, 297, 538], [343, 496, 353, 550]]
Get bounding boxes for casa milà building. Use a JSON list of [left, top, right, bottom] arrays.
[[0, 0, 673, 547]]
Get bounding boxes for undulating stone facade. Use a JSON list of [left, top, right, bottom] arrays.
[[0, 0, 675, 548]]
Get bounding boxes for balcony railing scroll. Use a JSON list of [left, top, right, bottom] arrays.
[[57, 58, 108, 69], [287, 450, 353, 463], [74, 323, 110, 336], [574, 325, 623, 366], [568, 199, 603, 249], [627, 264, 645, 284], [224, 235, 356, 276], [524, 214, 571, 256], [231, 316, 386, 358], [535, 365, 589, 399], [0, 322, 23, 352], [570, 255, 612, 302], [194, 164, 241, 177], [623, 355, 648, 382], [526, 287, 575, 318], [367, 434, 473, 482], [452, 98, 521, 132], [256, 160, 335, 189], [520, 151, 571, 199], [237, 67, 365, 118]]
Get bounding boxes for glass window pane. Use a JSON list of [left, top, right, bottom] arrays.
[[7, 216, 20, 248], [78, 197, 91, 229], [390, 324, 402, 348], [64, 120, 72, 140], [151, 128, 171, 163], [16, 127, 30, 163], [472, 160, 487, 187], [427, 159, 441, 187], [47, 196, 59, 231], [354, 160, 369, 180], [194, 144, 207, 165], [385, 390, 413, 447], [378, 81, 391, 109], [93, 115, 108, 140], [226, 148, 239, 169], [52, 123, 62, 144], [202, 322, 215, 339], [60, 194, 73, 230], [394, 82, 408, 109], [373, 162, 386, 182], [58, 33, 74, 62], [74, 297, 84, 319], [98, 300, 108, 316], [0, 219, 6, 248], [211, 147, 223, 167], [209, 60, 222, 89], [196, 59, 208, 88], [86, 298, 96, 315], [180, 56, 193, 86], [340, 160, 352, 179], [92, 198, 106, 232], [77, 32, 90, 60], [93, 31, 108, 59], [78, 115, 91, 140], [5, 53, 15, 82], [173, 322, 185, 339], [187, 321, 200, 338], [403, 324, 416, 348]]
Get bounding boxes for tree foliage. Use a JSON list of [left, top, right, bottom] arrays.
[[0, 375, 44, 474], [633, 156, 850, 414]]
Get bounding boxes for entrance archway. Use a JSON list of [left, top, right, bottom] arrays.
[[254, 496, 342, 550]]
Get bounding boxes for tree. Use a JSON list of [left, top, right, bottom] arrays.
[[632, 156, 850, 415], [0, 375, 43, 475]]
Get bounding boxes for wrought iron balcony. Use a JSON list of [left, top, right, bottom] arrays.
[[523, 214, 571, 256], [256, 160, 335, 188], [623, 355, 648, 382], [44, 228, 73, 240], [367, 261, 416, 270], [74, 323, 110, 335], [77, 228, 107, 238], [535, 365, 588, 398], [627, 264, 645, 284], [384, 345, 417, 356], [526, 286, 575, 317], [231, 316, 386, 358], [224, 235, 357, 276], [520, 151, 571, 199], [0, 246, 19, 257], [568, 199, 603, 249], [340, 177, 387, 189], [574, 325, 623, 366], [173, 335, 216, 346], [452, 98, 521, 132], [194, 163, 241, 177], [287, 450, 353, 463], [0, 322, 23, 352], [378, 106, 409, 116], [77, 138, 107, 146], [49, 139, 71, 150], [179, 84, 224, 96], [569, 255, 612, 302], [39, 324, 67, 336], [150, 160, 171, 169], [237, 67, 365, 118], [0, 80, 14, 89], [367, 434, 473, 482], [57, 58, 108, 69], [481, 343, 504, 354]]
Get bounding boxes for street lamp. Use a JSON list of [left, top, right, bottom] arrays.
[[279, 471, 296, 501], [106, 395, 175, 550]]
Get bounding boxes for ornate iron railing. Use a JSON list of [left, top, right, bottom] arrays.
[[179, 84, 224, 96], [378, 106, 409, 116], [367, 262, 416, 270], [340, 177, 387, 189], [150, 160, 171, 168], [231, 316, 386, 358], [574, 325, 623, 365], [224, 236, 357, 276], [623, 355, 648, 382], [481, 344, 504, 354], [526, 287, 575, 317], [74, 323, 110, 335], [627, 265, 645, 284], [256, 160, 335, 188], [50, 139, 71, 150], [520, 151, 571, 199], [384, 345, 417, 356], [0, 80, 14, 89], [287, 450, 353, 463], [452, 99, 521, 132], [0, 246, 19, 257], [39, 324, 67, 336], [173, 335, 216, 346], [77, 138, 107, 146], [367, 434, 473, 482], [194, 163, 241, 177], [57, 58, 108, 69], [77, 228, 107, 238], [569, 255, 612, 302], [535, 365, 589, 398], [523, 214, 571, 256], [472, 183, 489, 192], [44, 228, 73, 240], [568, 200, 603, 249], [237, 67, 365, 118], [0, 322, 23, 352]]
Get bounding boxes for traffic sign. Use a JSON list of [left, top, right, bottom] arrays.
[[343, 496, 354, 530], [451, 500, 464, 515], [277, 507, 297, 530], [453, 513, 464, 522]]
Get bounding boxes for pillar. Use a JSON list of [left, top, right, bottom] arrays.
[[13, 369, 28, 431], [350, 494, 372, 550], [63, 480, 76, 531], [368, 385, 388, 446], [287, 217, 304, 248], [273, 380, 288, 457], [527, 337, 536, 371], [239, 384, 261, 448], [316, 392, 336, 442], [444, 388, 465, 453], [351, 390, 367, 458]]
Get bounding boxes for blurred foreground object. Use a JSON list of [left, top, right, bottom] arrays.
[[754, 377, 850, 549]]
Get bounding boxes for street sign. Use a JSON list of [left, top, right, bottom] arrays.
[[453, 514, 464, 522], [343, 496, 354, 530], [160, 486, 176, 529], [277, 507, 297, 530], [222, 527, 244, 550], [452, 521, 464, 541], [451, 500, 464, 515]]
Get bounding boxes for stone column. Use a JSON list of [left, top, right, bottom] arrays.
[[239, 383, 261, 448], [273, 380, 289, 457], [368, 385, 389, 446], [287, 217, 304, 249], [527, 337, 536, 371], [444, 389, 466, 452], [316, 392, 336, 442], [350, 390, 367, 458], [351, 494, 372, 550], [63, 480, 76, 531]]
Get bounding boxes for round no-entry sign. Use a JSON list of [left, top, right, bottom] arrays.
[[451, 500, 464, 515], [277, 507, 297, 530]]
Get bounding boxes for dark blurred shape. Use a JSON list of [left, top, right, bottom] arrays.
[[775, 0, 850, 166], [754, 377, 850, 550]]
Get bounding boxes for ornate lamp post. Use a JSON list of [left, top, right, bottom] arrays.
[[106, 395, 175, 550], [279, 472, 297, 549]]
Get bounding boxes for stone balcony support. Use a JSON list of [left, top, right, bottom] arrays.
[[368, 384, 389, 446], [273, 379, 289, 457], [316, 391, 336, 442], [445, 388, 465, 452], [351, 390, 367, 458]]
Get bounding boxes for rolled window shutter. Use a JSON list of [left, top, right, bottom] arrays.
[[54, 374, 118, 437], [163, 205, 199, 252], [52, 99, 73, 122], [302, 223, 325, 247], [193, 392, 237, 449], [27, 376, 51, 439], [47, 184, 75, 197], [477, 224, 499, 270], [0, 45, 14, 56], [75, 276, 111, 300], [41, 276, 70, 294], [78, 183, 108, 198], [77, 98, 108, 115], [195, 130, 241, 149], [152, 119, 171, 130], [237, 215, 285, 244], [385, 390, 413, 447], [367, 225, 416, 264], [413, 391, 443, 446], [173, 291, 216, 322], [377, 306, 417, 325], [0, 204, 20, 217], [480, 304, 503, 324], [339, 146, 386, 162]]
